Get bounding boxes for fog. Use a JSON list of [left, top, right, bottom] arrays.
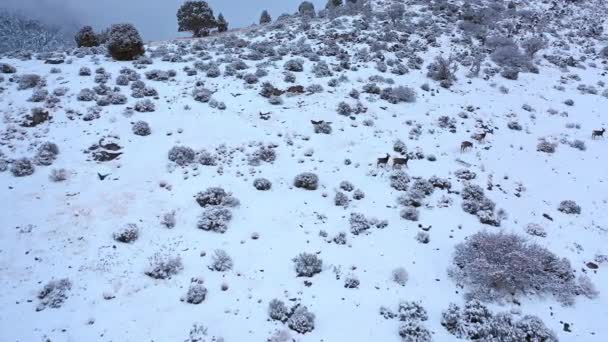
[[2, 0, 326, 41]]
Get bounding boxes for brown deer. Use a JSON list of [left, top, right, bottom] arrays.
[[392, 155, 410, 169], [592, 128, 605, 139], [377, 153, 390, 167], [461, 141, 473, 152]]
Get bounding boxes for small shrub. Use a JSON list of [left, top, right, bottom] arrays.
[[293, 253, 322, 277], [197, 207, 233, 233], [269, 299, 290, 322], [344, 275, 360, 289], [537, 141, 557, 153], [569, 139, 586, 151], [134, 99, 155, 112], [161, 211, 176, 228], [145, 253, 183, 279], [284, 59, 304, 72], [336, 102, 353, 115], [558, 200, 581, 214], [132, 121, 151, 136], [294, 172, 319, 190], [210, 249, 233, 272], [339, 181, 354, 192], [392, 267, 408, 286], [349, 212, 371, 235], [34, 142, 59, 166], [10, 158, 35, 177], [75, 26, 99, 47], [400, 207, 419, 221], [288, 305, 315, 334], [334, 191, 349, 207], [380, 86, 416, 104], [49, 168, 68, 182], [198, 150, 216, 166], [168, 146, 196, 166], [398, 321, 432, 342], [416, 231, 430, 244], [37, 278, 72, 311], [113, 223, 139, 243], [390, 170, 410, 191], [18, 74, 42, 90], [254, 178, 272, 191], [353, 189, 365, 200], [185, 283, 207, 304], [195, 187, 240, 208]]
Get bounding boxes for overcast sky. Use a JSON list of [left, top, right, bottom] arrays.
[[2, 0, 326, 41]]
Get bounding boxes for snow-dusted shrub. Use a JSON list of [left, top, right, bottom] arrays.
[[196, 187, 240, 208], [269, 299, 291, 322], [36, 278, 72, 311], [427, 55, 457, 88], [243, 73, 258, 84], [461, 183, 484, 201], [288, 305, 315, 333], [333, 232, 347, 245], [353, 189, 365, 200], [134, 99, 155, 112], [449, 230, 583, 304], [197, 207, 233, 233], [113, 223, 139, 243], [283, 71, 296, 83], [339, 181, 354, 192], [77, 88, 96, 101], [336, 102, 353, 115], [558, 200, 581, 215], [115, 74, 130, 86], [34, 142, 59, 166], [537, 140, 556, 153], [145, 69, 174, 81], [416, 231, 430, 244], [49, 168, 68, 182], [252, 146, 276, 163], [52, 87, 68, 97], [380, 86, 416, 104], [525, 223, 546, 237], [210, 249, 233, 272], [107, 23, 145, 61], [260, 10, 272, 24], [75, 26, 99, 47], [334, 191, 349, 207], [312, 61, 332, 77], [284, 59, 304, 72], [18, 74, 42, 90], [429, 176, 451, 190], [197, 150, 216, 166], [268, 95, 283, 105], [1, 63, 16, 73], [254, 178, 272, 191], [132, 121, 151, 136], [400, 207, 419, 221], [349, 212, 371, 235], [294, 172, 319, 190], [293, 252, 322, 277], [185, 283, 207, 304], [168, 146, 195, 166], [344, 275, 360, 289], [28, 88, 48, 102], [411, 179, 434, 196], [522, 37, 547, 57], [507, 121, 522, 130], [390, 170, 410, 191], [145, 253, 183, 279], [398, 321, 432, 342], [392, 267, 408, 286], [79, 67, 91, 76], [312, 120, 332, 134], [569, 139, 586, 151], [455, 168, 476, 180], [363, 82, 381, 94], [306, 84, 324, 94], [161, 211, 176, 229], [393, 139, 407, 155], [397, 190, 425, 208], [491, 45, 530, 69], [10, 158, 35, 177]]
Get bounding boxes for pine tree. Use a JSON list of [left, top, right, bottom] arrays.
[[177, 1, 217, 37], [217, 13, 228, 32], [260, 10, 272, 25]]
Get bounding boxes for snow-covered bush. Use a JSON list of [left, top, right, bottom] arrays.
[[198, 150, 216, 166], [398, 321, 432, 342], [400, 207, 419, 221], [269, 299, 291, 322], [353, 189, 365, 200], [28, 88, 48, 102], [569, 139, 586, 151], [107, 23, 145, 61], [380, 86, 416, 104], [427, 55, 457, 88], [288, 305, 315, 333], [294, 172, 319, 190], [333, 232, 347, 245], [334, 191, 349, 207], [177, 0, 217, 37], [336, 102, 353, 115], [77, 88, 96, 101], [34, 142, 59, 166], [339, 181, 354, 192], [132, 121, 151, 136], [113, 223, 139, 243], [195, 187, 240, 208], [284, 59, 304, 72], [161, 211, 176, 229], [145, 253, 183, 279], [168, 146, 196, 166], [75, 26, 99, 47], [210, 249, 233, 272], [390, 170, 410, 191], [449, 230, 584, 304], [254, 178, 272, 191], [298, 1, 316, 18], [344, 275, 360, 289], [134, 99, 155, 112], [49, 168, 68, 182], [312, 61, 332, 77], [197, 207, 233, 233], [10, 158, 35, 177], [79, 67, 91, 76], [36, 278, 72, 311], [293, 253, 322, 277], [558, 200, 581, 214], [185, 283, 207, 304], [537, 140, 557, 153], [349, 212, 371, 235], [392, 267, 408, 286], [17, 74, 42, 90]]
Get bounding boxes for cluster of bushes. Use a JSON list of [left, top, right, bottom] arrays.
[[145, 253, 183, 279], [196, 187, 239, 233], [449, 230, 596, 305], [380, 301, 432, 342], [442, 300, 557, 341], [349, 212, 387, 235], [268, 299, 316, 334], [36, 278, 72, 311], [460, 183, 503, 226]]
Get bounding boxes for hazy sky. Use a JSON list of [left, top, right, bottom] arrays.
[[3, 0, 326, 41]]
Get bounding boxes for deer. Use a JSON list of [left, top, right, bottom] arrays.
[[377, 153, 390, 168], [461, 141, 473, 153], [392, 155, 410, 169], [592, 128, 605, 139]]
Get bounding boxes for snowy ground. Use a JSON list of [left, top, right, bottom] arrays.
[[1, 3, 608, 341]]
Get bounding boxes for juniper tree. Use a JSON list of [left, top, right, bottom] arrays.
[[177, 1, 217, 37]]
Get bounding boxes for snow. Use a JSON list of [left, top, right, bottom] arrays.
[[1, 1, 608, 341]]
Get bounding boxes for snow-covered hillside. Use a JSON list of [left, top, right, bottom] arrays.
[[1, 0, 608, 341]]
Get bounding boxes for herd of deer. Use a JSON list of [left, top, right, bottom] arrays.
[[375, 128, 605, 168]]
